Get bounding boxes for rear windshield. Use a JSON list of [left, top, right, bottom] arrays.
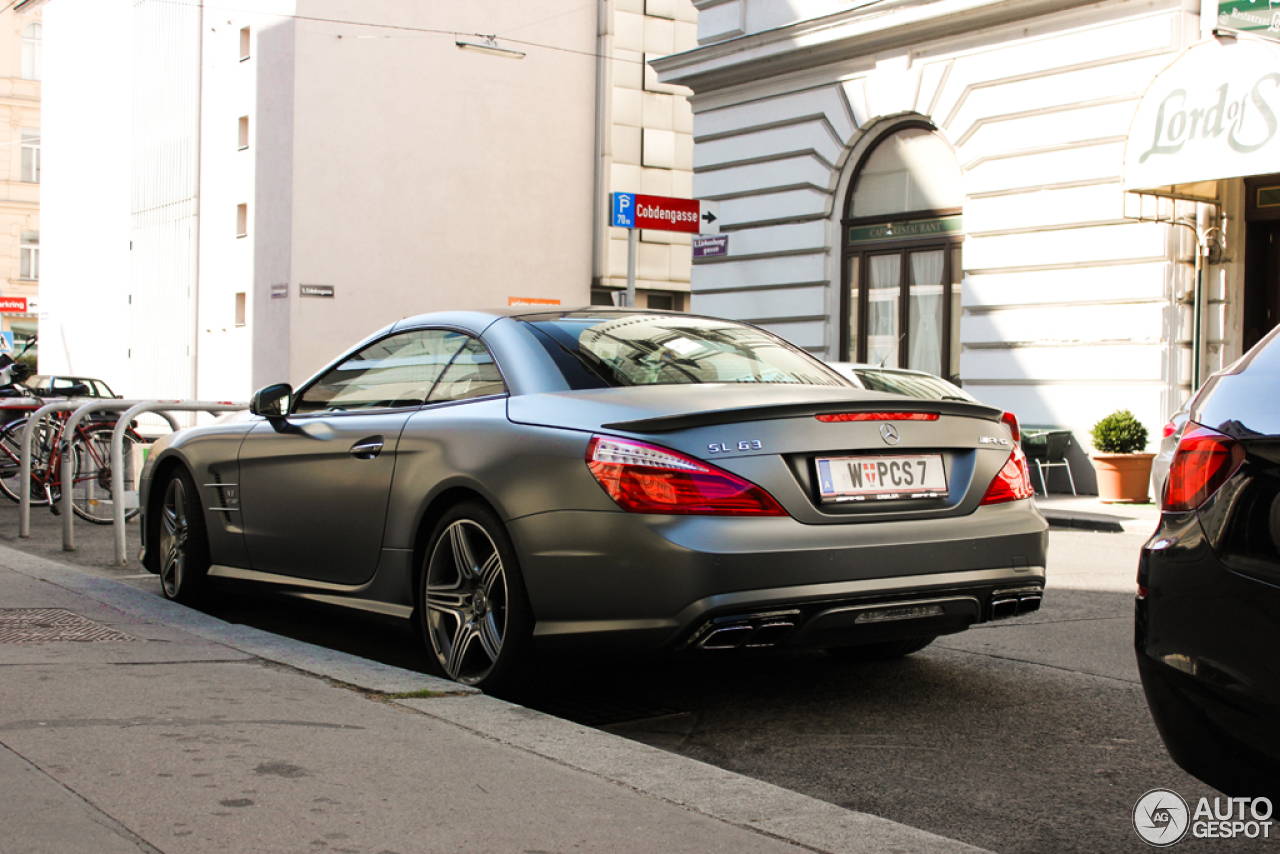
[[853, 369, 975, 402], [522, 312, 847, 390]]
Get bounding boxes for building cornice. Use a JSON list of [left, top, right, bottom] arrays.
[[653, 0, 1123, 93]]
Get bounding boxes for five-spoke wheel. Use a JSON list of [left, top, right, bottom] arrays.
[[158, 469, 209, 604], [420, 502, 534, 694]]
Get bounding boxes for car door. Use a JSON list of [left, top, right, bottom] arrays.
[[238, 328, 469, 585]]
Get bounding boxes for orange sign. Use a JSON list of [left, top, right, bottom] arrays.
[[508, 297, 561, 306]]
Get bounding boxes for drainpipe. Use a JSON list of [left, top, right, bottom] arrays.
[[1192, 204, 1206, 389], [591, 0, 613, 295]]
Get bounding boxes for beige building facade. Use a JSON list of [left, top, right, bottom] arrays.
[[0, 1, 40, 356]]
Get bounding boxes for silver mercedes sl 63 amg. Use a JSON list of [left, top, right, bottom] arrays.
[[139, 308, 1048, 696]]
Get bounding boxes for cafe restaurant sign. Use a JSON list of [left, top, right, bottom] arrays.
[[1218, 1, 1280, 41], [1124, 37, 1280, 191]]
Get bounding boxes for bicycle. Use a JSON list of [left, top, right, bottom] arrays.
[[0, 409, 145, 525]]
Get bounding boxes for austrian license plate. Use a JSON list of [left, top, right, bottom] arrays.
[[815, 454, 946, 502]]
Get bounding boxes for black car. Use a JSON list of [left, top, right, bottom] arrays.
[[1137, 325, 1280, 799]]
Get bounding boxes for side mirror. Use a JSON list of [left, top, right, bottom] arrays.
[[250, 383, 293, 418]]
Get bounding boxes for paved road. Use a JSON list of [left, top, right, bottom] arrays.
[[2, 507, 1271, 852]]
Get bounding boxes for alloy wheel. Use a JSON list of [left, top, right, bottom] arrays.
[[159, 476, 189, 598], [424, 519, 509, 684]]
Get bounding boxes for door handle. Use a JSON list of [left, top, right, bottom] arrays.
[[350, 438, 384, 460]]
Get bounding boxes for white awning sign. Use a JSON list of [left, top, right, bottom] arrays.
[[1125, 37, 1280, 191]]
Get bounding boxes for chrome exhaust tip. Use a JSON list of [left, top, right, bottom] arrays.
[[991, 587, 1044, 620], [691, 609, 801, 650], [700, 625, 755, 650], [991, 597, 1019, 620]]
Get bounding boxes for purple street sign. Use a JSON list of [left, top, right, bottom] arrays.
[[693, 234, 728, 258]]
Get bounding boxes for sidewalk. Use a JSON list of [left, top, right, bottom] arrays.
[[1034, 493, 1162, 535], [0, 544, 988, 854]]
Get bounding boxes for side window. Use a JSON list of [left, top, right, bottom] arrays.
[[428, 338, 507, 403], [295, 329, 468, 413]]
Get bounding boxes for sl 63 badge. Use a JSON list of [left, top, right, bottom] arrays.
[[709, 440, 763, 454]]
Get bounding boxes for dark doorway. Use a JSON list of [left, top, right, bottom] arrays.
[[1244, 177, 1280, 353]]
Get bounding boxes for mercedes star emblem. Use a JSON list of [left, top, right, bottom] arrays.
[[880, 423, 901, 445]]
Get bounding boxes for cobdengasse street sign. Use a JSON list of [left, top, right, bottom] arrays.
[[610, 192, 721, 307], [612, 193, 720, 234]]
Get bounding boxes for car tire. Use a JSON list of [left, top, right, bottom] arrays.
[[419, 501, 540, 698], [825, 635, 936, 661], [158, 468, 211, 605]]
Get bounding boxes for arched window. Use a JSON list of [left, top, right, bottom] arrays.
[[22, 23, 41, 81], [841, 125, 964, 379]]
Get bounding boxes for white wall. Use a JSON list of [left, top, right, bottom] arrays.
[[39, 0, 132, 388], [278, 0, 599, 383]]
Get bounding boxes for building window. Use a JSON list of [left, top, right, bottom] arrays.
[[590, 290, 617, 306], [21, 23, 41, 81], [841, 125, 964, 380], [235, 292, 246, 326], [238, 116, 249, 150], [236, 204, 247, 238], [646, 292, 676, 311], [240, 26, 250, 61], [20, 232, 38, 280], [20, 129, 39, 183]]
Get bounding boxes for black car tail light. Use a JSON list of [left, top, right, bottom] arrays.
[[1162, 425, 1244, 512], [586, 436, 787, 516], [980, 444, 1035, 505]]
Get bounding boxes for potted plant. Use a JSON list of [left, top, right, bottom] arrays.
[[1089, 409, 1154, 503]]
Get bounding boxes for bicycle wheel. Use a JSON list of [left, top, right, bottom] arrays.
[[69, 423, 144, 524], [0, 416, 53, 506]]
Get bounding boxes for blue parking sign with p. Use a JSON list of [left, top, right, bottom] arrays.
[[612, 192, 635, 228]]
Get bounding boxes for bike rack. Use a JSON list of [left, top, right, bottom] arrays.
[[109, 401, 247, 566], [15, 402, 240, 555], [18, 401, 180, 543]]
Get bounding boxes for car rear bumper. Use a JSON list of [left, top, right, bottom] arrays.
[[1137, 519, 1280, 799], [509, 499, 1048, 656]]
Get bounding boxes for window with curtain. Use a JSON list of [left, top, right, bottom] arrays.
[[842, 125, 964, 380]]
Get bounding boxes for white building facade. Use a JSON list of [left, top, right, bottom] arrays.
[[40, 0, 697, 402], [655, 0, 1280, 466]]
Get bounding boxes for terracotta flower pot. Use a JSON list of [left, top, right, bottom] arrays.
[[1091, 453, 1156, 504]]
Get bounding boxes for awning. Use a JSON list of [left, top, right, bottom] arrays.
[[1124, 35, 1280, 199]]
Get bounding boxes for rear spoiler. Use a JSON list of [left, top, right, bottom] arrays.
[[603, 399, 1003, 434]]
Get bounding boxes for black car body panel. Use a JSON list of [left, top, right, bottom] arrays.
[[1137, 325, 1280, 799]]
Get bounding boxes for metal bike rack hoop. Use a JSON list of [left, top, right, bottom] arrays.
[[56, 401, 185, 551]]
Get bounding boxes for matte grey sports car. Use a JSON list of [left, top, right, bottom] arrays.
[[140, 308, 1048, 696]]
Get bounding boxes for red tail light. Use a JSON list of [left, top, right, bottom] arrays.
[[586, 436, 787, 516], [1001, 411, 1021, 442], [817, 412, 939, 423], [981, 444, 1035, 505], [1161, 420, 1177, 439], [1162, 425, 1244, 512]]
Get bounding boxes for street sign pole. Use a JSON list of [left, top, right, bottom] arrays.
[[626, 228, 638, 308], [611, 192, 719, 307]]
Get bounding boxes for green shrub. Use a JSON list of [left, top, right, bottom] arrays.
[[1090, 409, 1149, 454]]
